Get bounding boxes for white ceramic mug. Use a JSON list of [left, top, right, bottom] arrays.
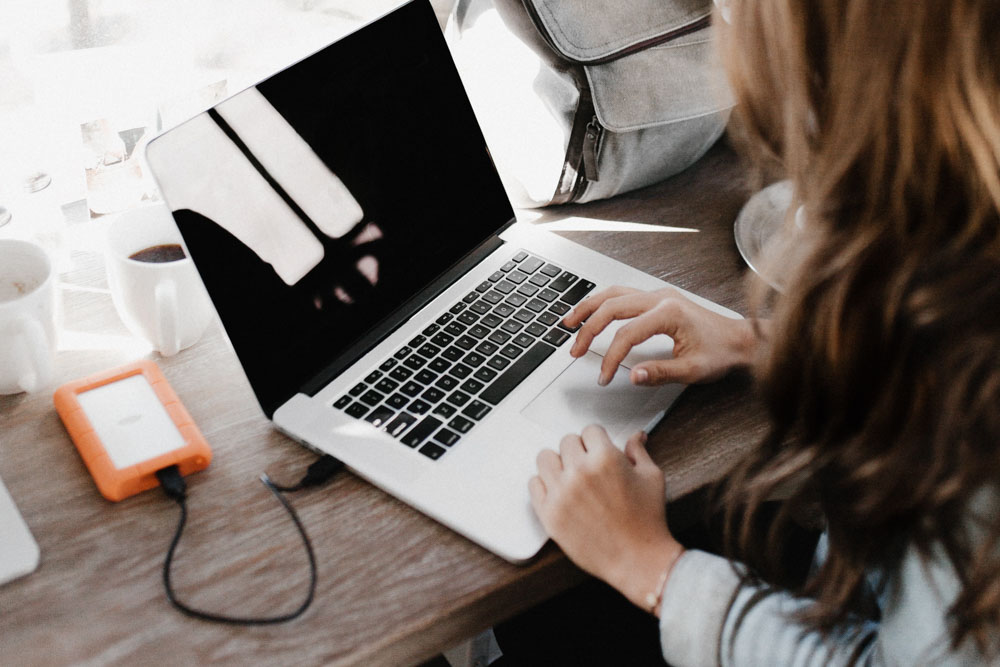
[[0, 240, 58, 394], [105, 205, 213, 356]]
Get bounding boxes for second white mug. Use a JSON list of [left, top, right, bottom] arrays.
[[105, 205, 214, 356]]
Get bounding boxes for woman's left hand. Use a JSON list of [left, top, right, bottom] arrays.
[[529, 425, 684, 615]]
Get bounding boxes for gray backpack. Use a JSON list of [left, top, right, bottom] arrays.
[[446, 0, 734, 207]]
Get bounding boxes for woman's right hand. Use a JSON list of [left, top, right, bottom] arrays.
[[562, 286, 760, 386]]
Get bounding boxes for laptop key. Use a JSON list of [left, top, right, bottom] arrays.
[[449, 303, 466, 314], [516, 283, 539, 297], [365, 406, 395, 428], [475, 341, 499, 356], [403, 355, 428, 370], [488, 270, 504, 282], [386, 393, 409, 409], [458, 311, 479, 325], [505, 293, 527, 307], [537, 288, 559, 303], [444, 321, 467, 336], [514, 309, 535, 323], [469, 324, 489, 339], [346, 402, 369, 418], [501, 320, 524, 334], [418, 343, 441, 358], [481, 291, 503, 305], [390, 366, 413, 382], [434, 429, 460, 447], [418, 443, 447, 460], [405, 417, 443, 446], [488, 330, 511, 345], [526, 322, 547, 337], [460, 378, 484, 394], [394, 346, 412, 360], [525, 298, 547, 313], [548, 302, 570, 316], [462, 401, 492, 420], [560, 280, 596, 305], [506, 270, 528, 285], [448, 363, 473, 379], [448, 416, 475, 433], [379, 358, 398, 372], [536, 311, 559, 326], [358, 391, 384, 413], [481, 314, 503, 329], [446, 390, 472, 407], [513, 333, 535, 348], [455, 335, 477, 350], [500, 344, 523, 359], [433, 402, 457, 419], [500, 261, 517, 272], [436, 312, 454, 325], [487, 355, 511, 371], [548, 271, 577, 293], [349, 382, 367, 396], [442, 346, 465, 362], [540, 263, 561, 277], [474, 367, 498, 382], [469, 300, 492, 314], [408, 399, 432, 415], [333, 395, 352, 409], [422, 387, 446, 403], [462, 352, 487, 367], [430, 332, 454, 347], [401, 381, 423, 397], [462, 291, 478, 304], [475, 281, 491, 292], [494, 280, 516, 294], [386, 413, 418, 439], [480, 342, 557, 405], [374, 378, 399, 393], [423, 323, 440, 336], [529, 273, 549, 287], [435, 375, 459, 391], [415, 369, 437, 385], [493, 303, 515, 318], [520, 256, 544, 274], [543, 329, 572, 346], [512, 250, 529, 263], [429, 358, 451, 374], [408, 336, 425, 349]]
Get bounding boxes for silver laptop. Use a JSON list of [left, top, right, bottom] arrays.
[[145, 0, 739, 562]]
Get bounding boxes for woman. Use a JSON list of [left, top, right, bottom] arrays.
[[528, 0, 1000, 663]]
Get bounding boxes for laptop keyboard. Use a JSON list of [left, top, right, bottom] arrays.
[[332, 250, 595, 460]]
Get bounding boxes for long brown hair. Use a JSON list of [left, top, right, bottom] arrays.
[[717, 0, 1000, 654]]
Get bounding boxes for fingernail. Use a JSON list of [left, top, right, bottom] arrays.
[[598, 373, 609, 386], [634, 368, 648, 384]]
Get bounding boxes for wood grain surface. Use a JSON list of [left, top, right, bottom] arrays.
[[0, 141, 765, 666]]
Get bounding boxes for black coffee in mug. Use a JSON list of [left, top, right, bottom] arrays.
[[129, 244, 186, 263]]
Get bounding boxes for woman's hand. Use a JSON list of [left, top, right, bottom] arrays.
[[562, 286, 760, 387], [529, 425, 684, 615]]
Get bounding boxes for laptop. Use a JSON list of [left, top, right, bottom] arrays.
[[144, 0, 740, 562], [0, 475, 40, 586]]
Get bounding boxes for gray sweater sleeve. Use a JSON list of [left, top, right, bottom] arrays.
[[658, 545, 988, 666]]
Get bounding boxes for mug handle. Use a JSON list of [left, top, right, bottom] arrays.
[[155, 280, 180, 357], [14, 318, 52, 393]]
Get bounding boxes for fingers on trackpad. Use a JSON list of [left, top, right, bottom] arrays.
[[519, 352, 684, 444], [586, 320, 674, 368]]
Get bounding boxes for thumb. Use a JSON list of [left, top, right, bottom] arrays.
[[624, 431, 653, 466], [631, 359, 694, 386]]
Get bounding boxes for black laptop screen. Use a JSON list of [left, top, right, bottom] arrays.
[[147, 1, 514, 416]]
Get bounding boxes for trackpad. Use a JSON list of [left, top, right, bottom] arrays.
[[521, 352, 684, 445]]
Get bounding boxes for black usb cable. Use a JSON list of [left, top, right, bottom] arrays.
[[155, 455, 344, 625]]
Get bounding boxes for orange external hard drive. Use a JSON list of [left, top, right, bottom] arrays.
[[54, 360, 211, 502]]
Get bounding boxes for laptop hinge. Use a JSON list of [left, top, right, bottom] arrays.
[[293, 223, 513, 403]]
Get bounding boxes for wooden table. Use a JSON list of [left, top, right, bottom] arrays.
[[0, 141, 766, 666]]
